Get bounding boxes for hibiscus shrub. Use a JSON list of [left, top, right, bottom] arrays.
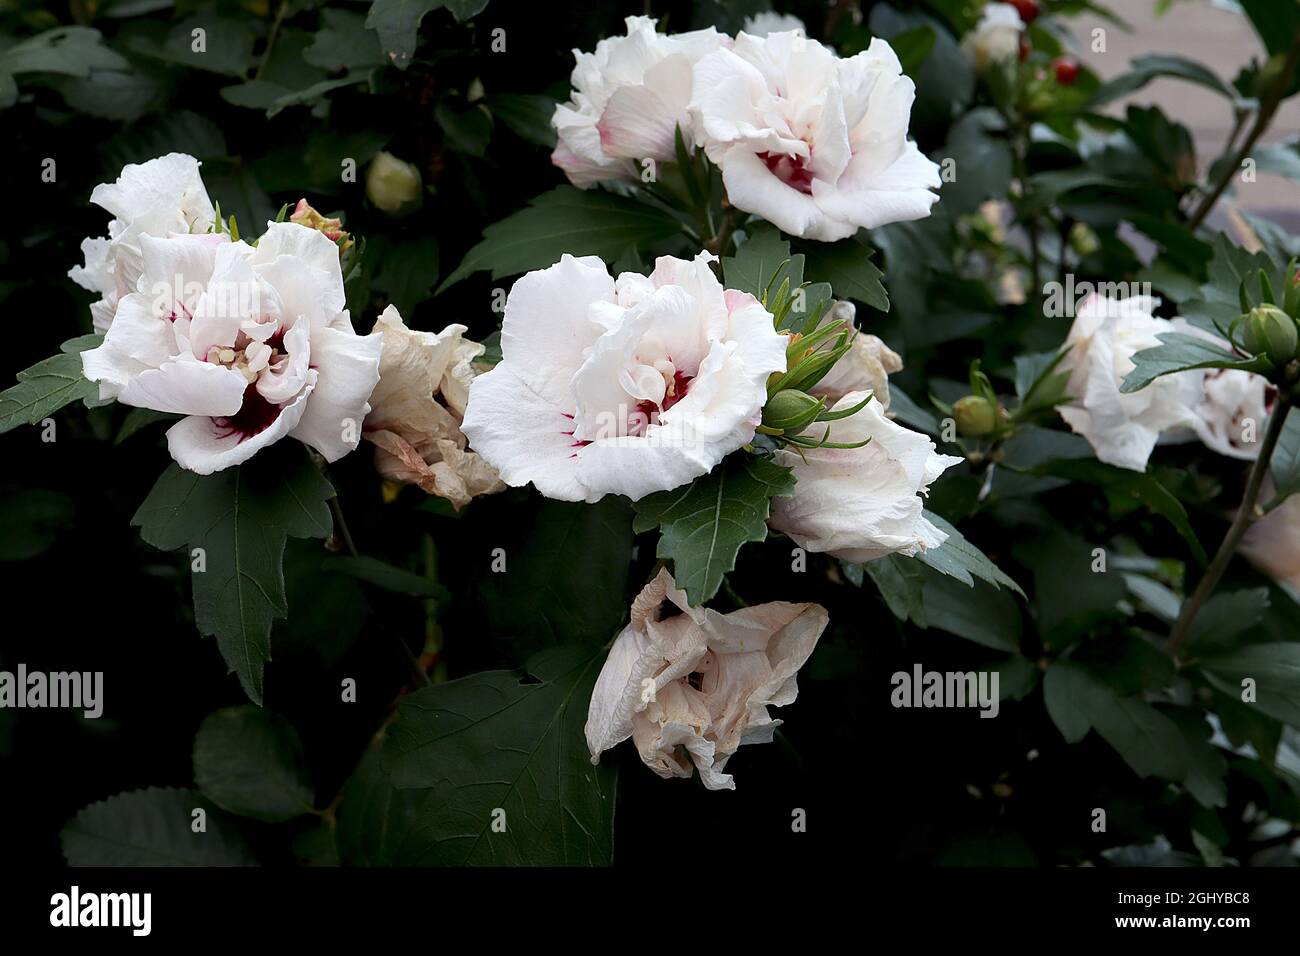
[[3, 0, 1300, 869]]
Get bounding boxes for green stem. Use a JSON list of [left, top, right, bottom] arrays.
[[1169, 402, 1291, 658], [253, 1, 289, 83], [1187, 32, 1300, 230]]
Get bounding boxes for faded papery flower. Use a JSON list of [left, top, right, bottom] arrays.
[[1240, 486, 1300, 593], [690, 31, 940, 241], [69, 153, 215, 333], [461, 251, 788, 502], [585, 568, 829, 790], [1191, 367, 1274, 461], [551, 16, 727, 188], [769, 392, 962, 562], [1057, 294, 1203, 472], [963, 2, 1024, 71], [81, 222, 382, 475], [808, 300, 902, 409], [363, 305, 504, 509]]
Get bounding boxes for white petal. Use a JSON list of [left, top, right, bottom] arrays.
[[247, 222, 346, 315], [460, 360, 588, 501], [166, 376, 315, 475], [289, 325, 382, 462], [118, 358, 248, 417]]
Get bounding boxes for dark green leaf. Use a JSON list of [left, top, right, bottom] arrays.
[[323, 555, 446, 599], [131, 448, 335, 704], [61, 788, 257, 866], [914, 511, 1024, 595], [633, 455, 795, 606], [1088, 54, 1235, 107], [367, 0, 489, 71], [1121, 332, 1267, 394], [304, 10, 386, 73], [193, 706, 314, 822], [723, 224, 801, 299], [1030, 459, 1207, 565], [797, 232, 889, 311], [922, 570, 1022, 651], [437, 186, 681, 293], [0, 26, 128, 77], [335, 746, 431, 866], [862, 554, 927, 625], [1184, 588, 1269, 657], [484, 93, 557, 147], [1200, 643, 1300, 728], [0, 335, 101, 434], [382, 645, 616, 865], [1044, 662, 1189, 780], [370, 235, 440, 316], [481, 497, 633, 655]]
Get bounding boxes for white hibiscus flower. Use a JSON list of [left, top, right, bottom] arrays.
[[551, 16, 727, 188], [1192, 367, 1274, 461], [689, 31, 941, 241], [81, 222, 382, 475], [69, 153, 215, 333], [460, 251, 788, 502], [769, 392, 962, 562], [1057, 294, 1204, 472]]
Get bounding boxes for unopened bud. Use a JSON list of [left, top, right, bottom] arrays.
[[762, 389, 823, 433], [366, 151, 423, 216], [290, 199, 353, 254], [1242, 304, 1298, 364], [953, 395, 998, 436]]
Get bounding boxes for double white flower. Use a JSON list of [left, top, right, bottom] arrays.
[[551, 16, 727, 188], [1058, 294, 1273, 471], [461, 251, 787, 502], [553, 21, 940, 241], [81, 222, 382, 475], [690, 31, 941, 240], [70, 153, 215, 333], [771, 393, 962, 562]]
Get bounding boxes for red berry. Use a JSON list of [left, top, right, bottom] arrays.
[[1019, 35, 1031, 62], [1053, 56, 1080, 85], [1010, 0, 1040, 24]]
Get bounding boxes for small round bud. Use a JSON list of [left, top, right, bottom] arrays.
[[365, 151, 423, 216], [953, 395, 998, 437], [762, 389, 823, 432], [1243, 304, 1298, 364]]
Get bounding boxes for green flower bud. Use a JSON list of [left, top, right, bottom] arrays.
[[953, 395, 998, 437], [366, 151, 423, 216], [1242, 304, 1299, 364], [762, 389, 823, 433]]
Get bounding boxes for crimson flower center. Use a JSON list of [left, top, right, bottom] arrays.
[[759, 150, 816, 194]]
